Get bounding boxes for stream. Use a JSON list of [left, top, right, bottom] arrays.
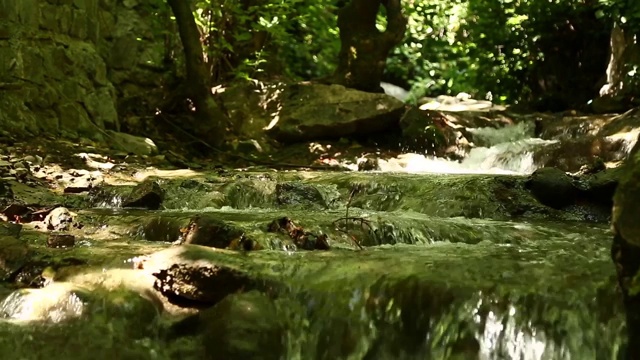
[[0, 120, 627, 359]]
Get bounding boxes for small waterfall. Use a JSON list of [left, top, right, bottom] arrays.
[[373, 121, 557, 175]]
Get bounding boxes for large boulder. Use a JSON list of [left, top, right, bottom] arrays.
[[611, 135, 640, 358], [265, 83, 405, 143]]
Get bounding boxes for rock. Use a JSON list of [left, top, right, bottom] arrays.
[[381, 82, 410, 102], [139, 216, 183, 242], [11, 262, 52, 288], [0, 222, 22, 237], [613, 139, 640, 247], [152, 263, 256, 307], [581, 165, 624, 207], [22, 155, 36, 164], [266, 217, 330, 250], [0, 235, 29, 281], [44, 207, 75, 231], [12, 161, 27, 170], [534, 136, 625, 173], [399, 107, 456, 155], [526, 167, 578, 209], [122, 180, 164, 210], [358, 158, 381, 171], [63, 173, 96, 193], [181, 215, 245, 249], [590, 95, 628, 114], [233, 139, 264, 154], [105, 130, 158, 156], [47, 233, 76, 248], [611, 135, 640, 356], [266, 83, 405, 143], [200, 291, 285, 360], [275, 181, 325, 208], [11, 167, 30, 180]]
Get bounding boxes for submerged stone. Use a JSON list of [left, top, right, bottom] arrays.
[[182, 215, 245, 249], [47, 233, 76, 248], [275, 181, 326, 209], [153, 263, 257, 307], [526, 167, 578, 209], [122, 180, 164, 210]]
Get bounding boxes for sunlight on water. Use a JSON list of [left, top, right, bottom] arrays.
[[0, 284, 85, 323], [346, 121, 559, 175], [475, 301, 549, 360], [372, 138, 557, 175]]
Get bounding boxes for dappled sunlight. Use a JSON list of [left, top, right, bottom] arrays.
[[475, 300, 549, 360], [0, 283, 85, 323]]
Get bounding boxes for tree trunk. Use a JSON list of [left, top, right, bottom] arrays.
[[594, 22, 640, 112], [167, 0, 228, 148], [331, 0, 407, 92]]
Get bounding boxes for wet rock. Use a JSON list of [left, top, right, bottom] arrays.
[[11, 262, 53, 288], [611, 135, 640, 357], [526, 167, 578, 209], [276, 181, 325, 208], [581, 165, 624, 207], [399, 107, 458, 155], [139, 216, 183, 243], [122, 180, 164, 210], [200, 291, 285, 360], [63, 170, 99, 193], [266, 83, 405, 143], [88, 185, 131, 208], [11, 167, 30, 180], [358, 158, 380, 171], [47, 233, 76, 248], [0, 235, 29, 281], [44, 207, 75, 231], [233, 139, 264, 154], [267, 217, 330, 250], [181, 215, 246, 249], [224, 179, 277, 209], [534, 136, 625, 173], [153, 263, 256, 307]]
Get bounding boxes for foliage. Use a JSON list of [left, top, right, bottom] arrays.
[[185, 0, 340, 82], [172, 0, 639, 104], [386, 0, 613, 104], [596, 0, 640, 29]]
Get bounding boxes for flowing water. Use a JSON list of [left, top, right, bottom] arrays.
[[345, 121, 560, 175], [0, 121, 626, 359]]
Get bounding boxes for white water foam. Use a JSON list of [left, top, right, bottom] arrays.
[[348, 122, 558, 175]]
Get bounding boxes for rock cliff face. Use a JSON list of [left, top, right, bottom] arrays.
[[0, 0, 167, 141]]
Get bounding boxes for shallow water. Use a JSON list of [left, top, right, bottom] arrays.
[[0, 204, 624, 359], [0, 122, 627, 359]]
